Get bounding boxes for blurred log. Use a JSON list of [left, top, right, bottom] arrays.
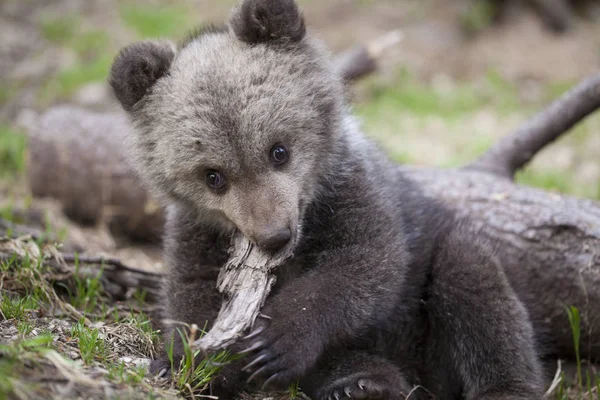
[[27, 108, 164, 243]]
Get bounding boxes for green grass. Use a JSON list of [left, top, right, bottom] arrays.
[[0, 334, 55, 399], [0, 82, 17, 107], [70, 320, 109, 364], [108, 361, 147, 385], [0, 237, 164, 397], [0, 125, 27, 179], [119, 3, 194, 39], [357, 69, 522, 123], [38, 55, 113, 102], [41, 15, 110, 56], [37, 14, 112, 102], [516, 168, 600, 200], [40, 15, 80, 45], [69, 255, 104, 313], [550, 306, 600, 399], [0, 295, 39, 320], [162, 325, 241, 396]]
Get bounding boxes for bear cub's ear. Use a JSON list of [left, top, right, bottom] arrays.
[[109, 40, 176, 112], [230, 0, 305, 44]]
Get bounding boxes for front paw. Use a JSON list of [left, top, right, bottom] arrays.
[[238, 318, 321, 389]]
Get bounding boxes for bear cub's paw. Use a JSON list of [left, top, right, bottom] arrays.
[[319, 374, 412, 400]]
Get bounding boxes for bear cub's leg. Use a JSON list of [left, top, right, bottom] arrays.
[[424, 225, 545, 400]]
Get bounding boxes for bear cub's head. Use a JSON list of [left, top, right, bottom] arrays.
[[110, 0, 344, 252]]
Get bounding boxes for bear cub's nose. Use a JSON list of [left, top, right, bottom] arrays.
[[255, 227, 292, 250]]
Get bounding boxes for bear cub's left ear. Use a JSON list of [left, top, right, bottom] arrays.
[[109, 40, 176, 112]]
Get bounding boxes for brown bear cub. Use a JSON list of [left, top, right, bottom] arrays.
[[110, 0, 545, 398]]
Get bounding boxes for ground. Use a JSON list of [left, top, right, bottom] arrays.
[[0, 0, 599, 399]]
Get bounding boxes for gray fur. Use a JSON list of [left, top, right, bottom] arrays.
[[110, 1, 548, 398]]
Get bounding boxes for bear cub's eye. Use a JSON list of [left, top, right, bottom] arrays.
[[205, 169, 226, 191], [270, 144, 289, 166]]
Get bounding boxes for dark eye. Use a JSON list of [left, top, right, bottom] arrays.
[[205, 169, 226, 191], [270, 144, 289, 166]]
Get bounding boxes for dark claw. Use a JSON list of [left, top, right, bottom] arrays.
[[258, 313, 272, 320], [247, 364, 269, 383], [243, 326, 264, 340], [261, 372, 281, 390], [242, 353, 268, 372], [239, 341, 264, 354], [333, 391, 341, 400], [344, 387, 352, 397], [358, 379, 366, 390]]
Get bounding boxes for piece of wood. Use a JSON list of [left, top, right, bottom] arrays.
[[193, 233, 292, 353]]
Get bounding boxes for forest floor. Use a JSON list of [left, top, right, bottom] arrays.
[[0, 0, 599, 399]]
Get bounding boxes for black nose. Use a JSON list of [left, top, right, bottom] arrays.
[[255, 227, 292, 250]]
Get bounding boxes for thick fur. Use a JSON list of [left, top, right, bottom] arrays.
[[110, 1, 547, 399]]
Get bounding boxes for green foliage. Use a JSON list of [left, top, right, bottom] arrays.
[[164, 327, 241, 396], [288, 380, 301, 399], [108, 361, 147, 385], [16, 321, 34, 337], [119, 3, 193, 38], [37, 13, 112, 102], [39, 55, 113, 102], [40, 15, 79, 45], [515, 168, 600, 200], [566, 306, 582, 389], [0, 295, 39, 320], [0, 125, 27, 178], [0, 334, 56, 399], [70, 320, 109, 364], [357, 69, 523, 128], [0, 83, 17, 107]]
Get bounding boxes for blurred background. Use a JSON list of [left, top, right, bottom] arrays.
[[1, 0, 600, 242]]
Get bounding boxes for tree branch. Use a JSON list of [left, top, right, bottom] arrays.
[[467, 73, 600, 179], [335, 30, 403, 83]]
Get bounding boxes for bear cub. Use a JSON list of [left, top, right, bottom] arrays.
[[110, 0, 545, 398]]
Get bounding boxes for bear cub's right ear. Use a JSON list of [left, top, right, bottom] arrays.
[[109, 40, 176, 112]]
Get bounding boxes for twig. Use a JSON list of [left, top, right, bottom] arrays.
[[544, 359, 563, 397], [60, 253, 162, 277], [335, 30, 403, 82], [467, 73, 600, 179]]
